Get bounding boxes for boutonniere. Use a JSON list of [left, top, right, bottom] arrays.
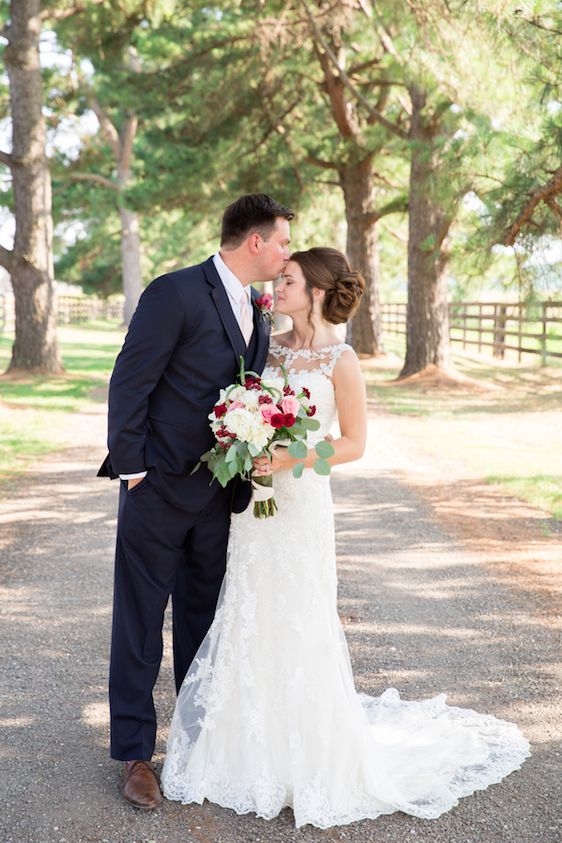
[[255, 293, 274, 324]]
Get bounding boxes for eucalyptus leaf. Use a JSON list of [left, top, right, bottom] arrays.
[[300, 417, 321, 431], [216, 463, 232, 487], [315, 440, 335, 459], [313, 458, 331, 476], [288, 440, 308, 459], [292, 461, 305, 479]]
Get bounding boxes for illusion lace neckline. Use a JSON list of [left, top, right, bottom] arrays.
[[269, 341, 348, 356]]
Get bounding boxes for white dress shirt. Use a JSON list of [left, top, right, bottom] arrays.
[[120, 253, 253, 481], [212, 252, 254, 344]]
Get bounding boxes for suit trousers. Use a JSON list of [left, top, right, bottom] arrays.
[[108, 477, 231, 761]]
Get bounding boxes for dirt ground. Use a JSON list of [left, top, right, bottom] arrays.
[[0, 397, 560, 843]]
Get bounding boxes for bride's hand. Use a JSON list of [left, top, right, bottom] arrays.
[[252, 445, 293, 476]]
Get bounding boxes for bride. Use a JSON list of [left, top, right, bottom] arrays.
[[161, 247, 530, 829]]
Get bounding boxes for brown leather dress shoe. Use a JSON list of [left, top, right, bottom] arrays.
[[121, 760, 163, 810]]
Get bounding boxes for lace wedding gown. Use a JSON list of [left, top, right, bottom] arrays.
[[161, 343, 530, 829]]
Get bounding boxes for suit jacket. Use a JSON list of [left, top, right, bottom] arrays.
[[97, 256, 270, 513]]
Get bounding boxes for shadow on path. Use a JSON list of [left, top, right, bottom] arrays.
[[0, 447, 560, 843]]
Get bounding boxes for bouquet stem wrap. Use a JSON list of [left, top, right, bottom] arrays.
[[252, 475, 278, 519]]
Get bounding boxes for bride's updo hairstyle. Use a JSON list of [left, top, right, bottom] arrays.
[[289, 247, 365, 325]]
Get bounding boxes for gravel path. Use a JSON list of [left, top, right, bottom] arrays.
[[0, 405, 560, 843]]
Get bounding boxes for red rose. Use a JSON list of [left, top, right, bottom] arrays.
[[270, 413, 286, 429], [301, 387, 311, 399], [214, 403, 227, 418], [307, 405, 316, 417], [256, 293, 273, 310], [245, 375, 261, 390], [216, 426, 228, 437], [283, 413, 296, 427]]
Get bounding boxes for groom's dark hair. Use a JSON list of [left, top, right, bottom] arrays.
[[220, 193, 294, 247]]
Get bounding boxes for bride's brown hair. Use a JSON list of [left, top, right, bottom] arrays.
[[289, 247, 365, 326]]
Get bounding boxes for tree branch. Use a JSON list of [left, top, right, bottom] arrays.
[[513, 11, 562, 37], [364, 196, 408, 226], [120, 115, 138, 175], [299, 0, 408, 140], [503, 164, 562, 245], [68, 172, 118, 191], [304, 155, 339, 170], [0, 150, 14, 169], [40, 0, 105, 22], [0, 244, 14, 274], [348, 57, 381, 76], [89, 97, 121, 161]]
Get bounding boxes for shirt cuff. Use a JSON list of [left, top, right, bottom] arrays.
[[119, 471, 148, 480]]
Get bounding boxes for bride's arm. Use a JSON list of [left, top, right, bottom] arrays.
[[256, 350, 367, 475]]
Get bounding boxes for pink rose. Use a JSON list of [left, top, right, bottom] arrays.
[[281, 395, 300, 417], [260, 404, 277, 424]]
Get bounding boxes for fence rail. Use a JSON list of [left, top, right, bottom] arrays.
[[381, 300, 562, 364], [0, 294, 124, 333], [57, 296, 124, 323], [2, 293, 561, 364]]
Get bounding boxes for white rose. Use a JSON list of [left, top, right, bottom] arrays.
[[241, 388, 260, 408], [227, 385, 246, 403], [223, 407, 254, 441]]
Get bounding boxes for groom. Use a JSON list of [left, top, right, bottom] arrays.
[[98, 193, 293, 809]]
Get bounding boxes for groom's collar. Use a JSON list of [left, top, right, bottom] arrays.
[[201, 254, 260, 302], [212, 252, 251, 306]]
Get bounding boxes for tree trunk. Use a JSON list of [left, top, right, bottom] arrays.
[[399, 87, 451, 378], [340, 156, 382, 356], [119, 205, 142, 325], [3, 0, 63, 374]]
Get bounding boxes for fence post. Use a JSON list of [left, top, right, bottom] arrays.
[[540, 302, 547, 366], [493, 304, 507, 359]]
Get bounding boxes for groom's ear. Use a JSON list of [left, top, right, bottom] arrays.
[[248, 232, 262, 256]]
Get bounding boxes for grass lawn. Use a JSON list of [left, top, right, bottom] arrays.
[[1, 324, 560, 521], [363, 336, 562, 520], [0, 322, 124, 482]]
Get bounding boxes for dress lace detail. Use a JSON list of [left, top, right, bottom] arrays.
[[161, 349, 530, 829], [267, 340, 353, 380]]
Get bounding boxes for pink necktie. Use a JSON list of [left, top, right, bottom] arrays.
[[240, 296, 254, 346]]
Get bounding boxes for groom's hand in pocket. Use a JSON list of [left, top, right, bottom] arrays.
[[127, 477, 144, 491]]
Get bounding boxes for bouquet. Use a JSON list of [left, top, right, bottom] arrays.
[[193, 357, 335, 518]]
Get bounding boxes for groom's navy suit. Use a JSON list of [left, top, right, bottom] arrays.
[[98, 256, 270, 761]]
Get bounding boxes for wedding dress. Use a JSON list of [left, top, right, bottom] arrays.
[[161, 343, 530, 829]]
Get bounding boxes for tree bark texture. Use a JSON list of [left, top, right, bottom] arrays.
[[3, 0, 63, 374], [340, 155, 382, 355], [400, 87, 451, 378], [90, 61, 142, 325], [119, 205, 142, 326]]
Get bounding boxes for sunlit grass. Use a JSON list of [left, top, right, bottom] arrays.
[[485, 475, 562, 521], [363, 335, 562, 520], [1, 323, 561, 521], [0, 322, 124, 480]]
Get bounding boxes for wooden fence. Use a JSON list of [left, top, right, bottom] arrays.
[[381, 301, 562, 364], [0, 294, 124, 333]]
